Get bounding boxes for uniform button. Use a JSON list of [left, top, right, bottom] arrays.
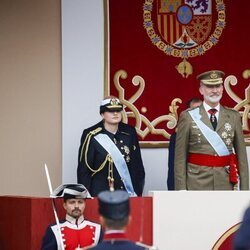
[[121, 186, 124, 189], [120, 140, 123, 143]]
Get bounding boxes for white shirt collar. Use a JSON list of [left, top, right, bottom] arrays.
[[203, 101, 220, 113], [65, 214, 84, 225]]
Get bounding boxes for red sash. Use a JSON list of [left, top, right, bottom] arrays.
[[188, 153, 239, 184]]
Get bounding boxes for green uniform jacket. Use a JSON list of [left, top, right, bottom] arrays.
[[174, 104, 249, 190]]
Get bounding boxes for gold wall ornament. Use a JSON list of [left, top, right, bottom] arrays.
[[224, 75, 250, 133], [175, 59, 193, 78], [243, 69, 250, 79], [112, 69, 182, 143], [169, 98, 182, 120], [113, 70, 145, 128], [109, 69, 250, 145], [143, 0, 226, 77]]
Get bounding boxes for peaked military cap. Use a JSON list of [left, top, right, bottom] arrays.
[[98, 190, 130, 220], [197, 70, 225, 85], [50, 183, 92, 199], [100, 97, 123, 114]]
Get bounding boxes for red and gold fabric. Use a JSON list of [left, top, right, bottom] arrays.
[[105, 0, 250, 147]]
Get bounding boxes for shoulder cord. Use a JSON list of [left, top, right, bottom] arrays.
[[79, 127, 112, 176]]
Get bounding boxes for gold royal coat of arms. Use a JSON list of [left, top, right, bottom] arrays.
[[143, 0, 226, 78]]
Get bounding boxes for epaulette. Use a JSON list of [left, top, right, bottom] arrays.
[[89, 127, 102, 135], [120, 131, 130, 136], [79, 127, 102, 163], [79, 126, 110, 175], [224, 106, 237, 112], [223, 107, 240, 115]]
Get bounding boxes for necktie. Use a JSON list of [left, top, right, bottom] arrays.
[[208, 108, 217, 130]]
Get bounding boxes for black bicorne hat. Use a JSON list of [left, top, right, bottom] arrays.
[[50, 183, 92, 200]]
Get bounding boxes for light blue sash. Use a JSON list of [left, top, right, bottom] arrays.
[[188, 109, 229, 156], [94, 133, 137, 197]]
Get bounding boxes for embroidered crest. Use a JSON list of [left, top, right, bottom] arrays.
[[123, 145, 130, 155], [143, 0, 226, 78], [224, 123, 232, 131], [126, 155, 131, 163], [221, 131, 227, 139], [221, 123, 233, 145], [225, 138, 232, 145], [110, 98, 120, 106]]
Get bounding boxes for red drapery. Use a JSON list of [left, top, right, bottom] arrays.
[[105, 0, 250, 147]]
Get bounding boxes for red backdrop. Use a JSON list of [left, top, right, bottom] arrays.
[[105, 0, 250, 147], [0, 196, 152, 250]]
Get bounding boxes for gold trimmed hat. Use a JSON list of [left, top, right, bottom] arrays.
[[197, 70, 225, 85], [100, 97, 123, 113]]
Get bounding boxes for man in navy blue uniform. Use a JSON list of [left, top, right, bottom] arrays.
[[234, 206, 250, 250], [77, 96, 145, 197], [86, 190, 150, 250]]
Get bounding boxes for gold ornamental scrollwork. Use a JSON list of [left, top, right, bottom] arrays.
[[224, 70, 250, 142], [111, 69, 250, 146], [113, 69, 182, 143], [243, 69, 250, 79]]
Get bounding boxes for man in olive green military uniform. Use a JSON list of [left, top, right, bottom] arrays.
[[174, 70, 249, 190]]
